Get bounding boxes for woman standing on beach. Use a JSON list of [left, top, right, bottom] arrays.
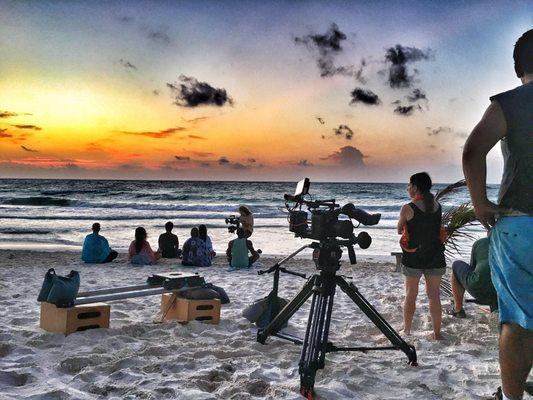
[[128, 227, 161, 265], [397, 172, 446, 340]]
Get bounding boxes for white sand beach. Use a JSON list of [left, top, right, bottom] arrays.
[[0, 250, 501, 399]]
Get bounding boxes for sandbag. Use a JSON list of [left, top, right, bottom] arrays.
[[204, 283, 230, 304], [40, 270, 80, 308], [243, 294, 288, 328], [180, 287, 220, 300], [37, 268, 56, 302]]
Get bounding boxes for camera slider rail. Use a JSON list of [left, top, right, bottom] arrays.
[[74, 272, 205, 305]]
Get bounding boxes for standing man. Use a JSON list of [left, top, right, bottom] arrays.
[[462, 30, 532, 400]]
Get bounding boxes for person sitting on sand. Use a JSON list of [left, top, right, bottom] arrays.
[[81, 222, 118, 263], [128, 227, 160, 265], [158, 221, 181, 259], [199, 224, 216, 263], [397, 172, 446, 340], [182, 227, 205, 266], [238, 205, 254, 238], [226, 227, 260, 269], [448, 237, 498, 317]]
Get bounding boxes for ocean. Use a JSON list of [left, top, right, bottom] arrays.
[[0, 179, 498, 259]]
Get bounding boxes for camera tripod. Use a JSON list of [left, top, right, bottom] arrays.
[[257, 241, 417, 399]]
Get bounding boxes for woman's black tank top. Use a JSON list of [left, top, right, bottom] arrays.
[[401, 202, 446, 269]]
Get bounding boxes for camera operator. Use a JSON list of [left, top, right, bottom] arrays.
[[226, 227, 260, 269], [238, 205, 254, 237]]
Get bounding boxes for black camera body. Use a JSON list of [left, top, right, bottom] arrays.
[[285, 178, 381, 260], [225, 215, 240, 233]]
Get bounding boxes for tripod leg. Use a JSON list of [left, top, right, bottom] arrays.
[[257, 276, 316, 344], [336, 276, 417, 366], [299, 276, 337, 398]]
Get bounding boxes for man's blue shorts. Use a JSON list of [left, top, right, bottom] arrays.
[[489, 216, 533, 330]]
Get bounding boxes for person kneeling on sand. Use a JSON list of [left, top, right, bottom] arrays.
[[158, 221, 181, 259], [182, 227, 204, 266], [448, 237, 498, 317], [128, 227, 160, 265], [81, 222, 118, 263], [226, 228, 260, 269]]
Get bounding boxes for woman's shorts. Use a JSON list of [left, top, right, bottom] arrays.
[[402, 266, 446, 278]]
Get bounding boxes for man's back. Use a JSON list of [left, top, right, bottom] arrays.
[[490, 81, 533, 214], [465, 238, 497, 304], [82, 233, 110, 263], [159, 232, 178, 258]]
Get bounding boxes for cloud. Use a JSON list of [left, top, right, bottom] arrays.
[[384, 45, 433, 88], [12, 124, 42, 130], [182, 116, 210, 124], [294, 23, 358, 78], [187, 135, 206, 140], [167, 75, 234, 108], [0, 129, 12, 138], [426, 126, 452, 136], [21, 145, 38, 152], [174, 156, 191, 162], [248, 158, 256, 163], [316, 116, 325, 125], [350, 88, 381, 105], [333, 124, 354, 140], [218, 157, 230, 165], [231, 163, 250, 170], [189, 150, 213, 158], [152, 90, 160, 96], [117, 126, 187, 138], [393, 104, 422, 116], [0, 110, 32, 118], [119, 59, 137, 70], [406, 88, 427, 103], [145, 26, 171, 44], [325, 145, 366, 168], [297, 159, 313, 167]]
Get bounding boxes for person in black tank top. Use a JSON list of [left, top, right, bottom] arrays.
[[397, 172, 446, 340]]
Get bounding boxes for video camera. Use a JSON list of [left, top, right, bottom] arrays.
[[225, 215, 240, 233], [284, 178, 381, 263]]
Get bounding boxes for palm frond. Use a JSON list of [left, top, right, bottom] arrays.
[[442, 202, 478, 257], [435, 179, 467, 201]]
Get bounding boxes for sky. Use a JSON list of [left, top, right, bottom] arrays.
[[0, 0, 531, 182]]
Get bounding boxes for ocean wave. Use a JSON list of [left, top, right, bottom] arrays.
[[0, 228, 52, 235], [2, 197, 71, 207]]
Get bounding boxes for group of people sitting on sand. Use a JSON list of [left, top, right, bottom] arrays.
[[81, 205, 260, 269]]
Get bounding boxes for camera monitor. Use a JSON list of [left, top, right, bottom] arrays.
[[294, 178, 310, 198]]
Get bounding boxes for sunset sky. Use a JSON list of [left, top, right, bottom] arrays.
[[0, 0, 530, 182]]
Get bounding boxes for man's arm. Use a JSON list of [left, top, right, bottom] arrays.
[[247, 240, 260, 263], [462, 101, 507, 229], [226, 240, 233, 261]]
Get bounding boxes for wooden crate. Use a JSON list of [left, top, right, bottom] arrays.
[[160, 294, 220, 324], [40, 302, 110, 335]]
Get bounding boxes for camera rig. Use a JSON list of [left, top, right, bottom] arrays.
[[224, 215, 240, 233], [256, 178, 417, 399]]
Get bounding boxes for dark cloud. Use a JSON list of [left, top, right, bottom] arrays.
[[350, 88, 381, 106], [13, 124, 42, 130], [247, 158, 256, 163], [153, 89, 160, 96], [0, 111, 18, 118], [118, 126, 186, 138], [174, 156, 191, 162], [294, 23, 359, 78], [384, 45, 433, 88], [0, 129, 12, 138], [406, 88, 427, 103], [21, 145, 38, 152], [231, 162, 250, 170], [146, 27, 171, 44], [167, 75, 234, 108], [316, 116, 325, 125], [187, 135, 206, 140], [119, 59, 137, 70], [297, 160, 313, 167], [333, 124, 354, 140], [183, 116, 210, 124], [325, 146, 366, 168], [393, 104, 422, 116], [189, 150, 213, 158], [218, 157, 230, 165], [426, 126, 452, 136]]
